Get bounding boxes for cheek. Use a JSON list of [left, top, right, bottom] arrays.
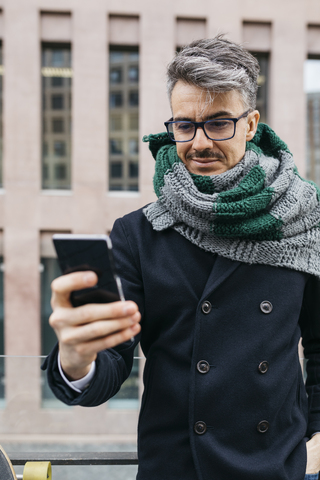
[[225, 142, 246, 166], [233, 138, 246, 159], [222, 135, 245, 156], [176, 143, 188, 161]]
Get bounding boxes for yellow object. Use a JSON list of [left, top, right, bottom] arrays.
[[23, 462, 51, 480]]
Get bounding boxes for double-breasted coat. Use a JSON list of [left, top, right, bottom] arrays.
[[44, 207, 320, 480]]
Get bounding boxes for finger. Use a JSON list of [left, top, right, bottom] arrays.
[[51, 271, 98, 309], [306, 434, 320, 474], [72, 323, 141, 357], [50, 301, 140, 328], [58, 312, 141, 345]]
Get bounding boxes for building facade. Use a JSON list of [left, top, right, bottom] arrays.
[[0, 0, 319, 440]]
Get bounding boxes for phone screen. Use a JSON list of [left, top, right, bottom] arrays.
[[52, 234, 125, 307]]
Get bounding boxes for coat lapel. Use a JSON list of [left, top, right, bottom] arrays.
[[200, 255, 242, 301]]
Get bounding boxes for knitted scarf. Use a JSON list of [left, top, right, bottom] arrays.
[[142, 123, 320, 278]]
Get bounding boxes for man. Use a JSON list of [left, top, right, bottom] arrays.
[[43, 36, 320, 480]]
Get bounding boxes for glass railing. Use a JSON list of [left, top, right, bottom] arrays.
[[0, 355, 140, 479], [0, 354, 308, 479]]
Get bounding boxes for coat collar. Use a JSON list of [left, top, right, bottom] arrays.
[[200, 255, 242, 302]]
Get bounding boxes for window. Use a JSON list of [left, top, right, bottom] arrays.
[[110, 67, 122, 84], [42, 44, 72, 189], [110, 139, 123, 154], [51, 50, 64, 67], [51, 94, 64, 109], [251, 52, 269, 124], [51, 77, 63, 87], [110, 115, 122, 131], [305, 57, 320, 185], [54, 163, 67, 179], [109, 47, 139, 191], [129, 91, 139, 107], [128, 66, 139, 83], [54, 141, 66, 157], [111, 162, 123, 178], [43, 142, 48, 157], [129, 138, 138, 155], [110, 51, 124, 63], [52, 118, 64, 133], [129, 52, 139, 62], [43, 163, 49, 180], [129, 162, 139, 178], [110, 92, 123, 108], [129, 114, 138, 130]]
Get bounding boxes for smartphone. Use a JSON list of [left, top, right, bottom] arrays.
[[52, 234, 125, 307]]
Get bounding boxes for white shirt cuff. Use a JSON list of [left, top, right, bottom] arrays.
[[57, 352, 96, 393]]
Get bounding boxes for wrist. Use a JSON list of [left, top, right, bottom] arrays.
[[59, 348, 96, 381], [61, 364, 92, 381], [57, 352, 96, 392]]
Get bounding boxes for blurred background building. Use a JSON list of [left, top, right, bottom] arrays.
[[0, 0, 319, 447]]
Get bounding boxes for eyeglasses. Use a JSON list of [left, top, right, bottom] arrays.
[[164, 110, 251, 143]]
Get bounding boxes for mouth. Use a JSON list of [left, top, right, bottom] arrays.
[[189, 157, 222, 166], [191, 157, 220, 162]]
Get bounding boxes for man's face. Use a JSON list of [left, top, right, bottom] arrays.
[[170, 81, 260, 176]]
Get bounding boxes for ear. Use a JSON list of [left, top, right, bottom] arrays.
[[246, 110, 260, 141]]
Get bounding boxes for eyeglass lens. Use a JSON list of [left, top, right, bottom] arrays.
[[167, 119, 235, 142]]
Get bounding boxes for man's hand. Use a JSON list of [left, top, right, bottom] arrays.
[[49, 271, 141, 381], [306, 433, 320, 474]]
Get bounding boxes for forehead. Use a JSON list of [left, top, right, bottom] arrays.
[[170, 81, 244, 120]]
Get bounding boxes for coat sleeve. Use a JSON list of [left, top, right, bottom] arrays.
[[41, 216, 144, 407], [299, 274, 320, 437]]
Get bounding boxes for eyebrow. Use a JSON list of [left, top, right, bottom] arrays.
[[173, 111, 235, 122]]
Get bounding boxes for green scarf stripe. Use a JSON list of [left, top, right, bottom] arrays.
[[142, 132, 173, 160], [190, 174, 216, 194], [217, 165, 266, 202], [214, 190, 274, 218], [245, 123, 291, 157], [214, 213, 283, 241], [152, 144, 180, 198], [214, 165, 275, 221]]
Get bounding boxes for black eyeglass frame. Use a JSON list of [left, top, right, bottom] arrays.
[[164, 109, 252, 143]]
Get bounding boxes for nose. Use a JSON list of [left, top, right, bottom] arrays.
[[192, 125, 213, 150]]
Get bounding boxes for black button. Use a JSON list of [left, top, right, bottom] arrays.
[[197, 361, 210, 374], [257, 420, 269, 433], [201, 301, 212, 314], [260, 301, 273, 314], [194, 421, 207, 435], [258, 361, 269, 374]]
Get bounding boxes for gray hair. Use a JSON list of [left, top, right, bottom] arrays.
[[167, 35, 260, 110]]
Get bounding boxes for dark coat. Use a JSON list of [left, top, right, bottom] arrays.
[[43, 207, 320, 480]]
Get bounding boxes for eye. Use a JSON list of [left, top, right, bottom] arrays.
[[207, 120, 230, 130], [175, 122, 193, 132]]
